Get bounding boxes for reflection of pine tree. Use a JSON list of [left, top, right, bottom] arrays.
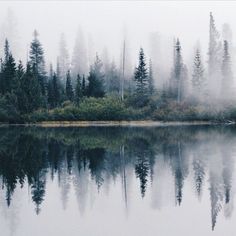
[[130, 136, 152, 198], [87, 148, 105, 190], [193, 158, 205, 199], [175, 168, 183, 205], [209, 173, 223, 231], [31, 171, 46, 215], [6, 184, 14, 207], [48, 140, 63, 180], [221, 148, 233, 204], [59, 153, 71, 210], [135, 154, 149, 198]]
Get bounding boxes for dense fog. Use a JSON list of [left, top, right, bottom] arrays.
[[0, 1, 236, 85]]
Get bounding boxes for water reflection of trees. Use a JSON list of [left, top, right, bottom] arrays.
[[0, 126, 235, 229]]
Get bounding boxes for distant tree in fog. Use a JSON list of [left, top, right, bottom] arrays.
[[71, 28, 88, 79], [208, 12, 222, 97], [222, 23, 233, 46], [221, 40, 233, 98], [0, 8, 21, 60], [170, 39, 188, 102], [105, 61, 120, 94], [58, 33, 69, 83], [192, 48, 206, 100]]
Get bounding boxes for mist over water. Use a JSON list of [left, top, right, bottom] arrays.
[[0, 126, 236, 235]]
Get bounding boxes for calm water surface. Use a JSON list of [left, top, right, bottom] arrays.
[[0, 126, 235, 236]]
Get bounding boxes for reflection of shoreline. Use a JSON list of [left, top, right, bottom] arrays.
[[0, 120, 220, 128]]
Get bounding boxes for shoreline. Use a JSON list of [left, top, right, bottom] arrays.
[[0, 120, 230, 127]]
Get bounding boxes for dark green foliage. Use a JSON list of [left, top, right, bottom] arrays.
[[1, 54, 17, 94], [0, 40, 17, 95], [81, 75, 86, 96], [48, 73, 60, 108], [17, 60, 24, 79], [0, 93, 21, 123], [29, 30, 46, 96], [27, 96, 143, 122], [87, 55, 105, 98], [75, 74, 82, 105], [134, 48, 149, 107], [148, 59, 154, 95], [17, 63, 43, 113], [87, 72, 105, 98], [66, 70, 74, 101]]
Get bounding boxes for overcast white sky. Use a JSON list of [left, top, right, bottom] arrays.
[[0, 1, 236, 68]]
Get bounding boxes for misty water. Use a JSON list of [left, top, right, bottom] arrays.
[[0, 126, 236, 236]]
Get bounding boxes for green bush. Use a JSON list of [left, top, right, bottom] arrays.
[[27, 96, 145, 122]]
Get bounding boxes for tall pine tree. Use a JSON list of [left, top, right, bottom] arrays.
[[66, 70, 74, 101], [87, 54, 105, 98], [0, 40, 17, 94], [134, 48, 149, 107], [208, 12, 222, 97], [29, 30, 46, 96]]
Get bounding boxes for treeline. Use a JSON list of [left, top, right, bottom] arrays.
[[0, 13, 235, 123], [0, 30, 155, 122]]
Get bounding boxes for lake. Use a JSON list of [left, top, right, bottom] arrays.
[[0, 126, 235, 236]]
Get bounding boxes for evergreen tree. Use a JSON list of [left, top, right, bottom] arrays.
[[4, 39, 10, 61], [105, 62, 120, 94], [75, 74, 82, 105], [208, 12, 222, 97], [0, 40, 17, 94], [87, 54, 105, 97], [81, 75, 86, 96], [148, 59, 154, 95], [66, 70, 74, 101], [192, 48, 205, 100], [175, 39, 183, 102], [17, 63, 42, 113], [29, 30, 46, 96], [31, 172, 46, 215], [16, 60, 24, 79], [221, 40, 233, 98], [48, 72, 60, 108], [170, 39, 187, 102], [134, 48, 149, 107]]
